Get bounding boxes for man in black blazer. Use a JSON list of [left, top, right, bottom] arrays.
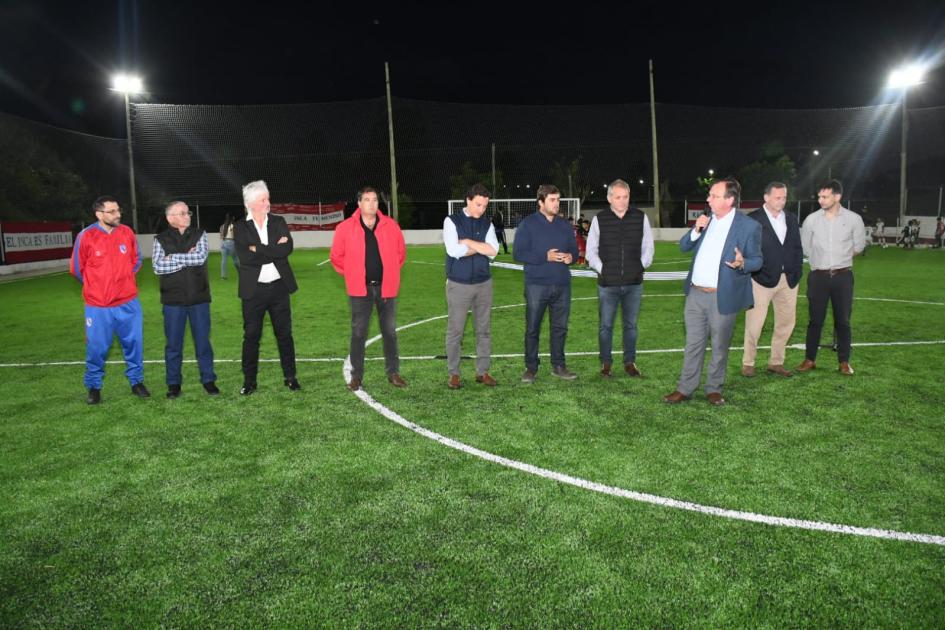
[[741, 182, 803, 377], [234, 180, 300, 395]]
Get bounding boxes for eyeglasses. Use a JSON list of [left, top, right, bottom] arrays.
[[97, 208, 122, 215], [169, 211, 193, 217]]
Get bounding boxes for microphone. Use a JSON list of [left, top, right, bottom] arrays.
[[695, 208, 711, 233]]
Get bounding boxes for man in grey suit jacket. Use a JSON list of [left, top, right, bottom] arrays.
[[663, 179, 762, 406]]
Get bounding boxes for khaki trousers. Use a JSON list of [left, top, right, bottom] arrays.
[[742, 274, 798, 367]]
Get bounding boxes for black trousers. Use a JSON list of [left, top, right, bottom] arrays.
[[241, 280, 296, 383], [805, 269, 854, 363]]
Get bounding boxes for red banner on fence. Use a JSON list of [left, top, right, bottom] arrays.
[[0, 221, 74, 264], [271, 203, 346, 231]]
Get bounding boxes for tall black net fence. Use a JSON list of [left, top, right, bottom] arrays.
[[3, 98, 944, 231]]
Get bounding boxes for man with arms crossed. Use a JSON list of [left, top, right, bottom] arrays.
[[586, 178, 654, 378], [234, 180, 300, 395], [741, 182, 803, 377], [663, 179, 762, 406], [443, 183, 499, 389], [152, 201, 219, 398], [797, 179, 865, 375]]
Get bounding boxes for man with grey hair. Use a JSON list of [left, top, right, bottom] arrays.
[[152, 200, 218, 398], [586, 179, 654, 378], [740, 182, 803, 378], [233, 180, 300, 395]]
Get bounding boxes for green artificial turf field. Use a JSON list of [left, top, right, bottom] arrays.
[[1, 243, 943, 627]]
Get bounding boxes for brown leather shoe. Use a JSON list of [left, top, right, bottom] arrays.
[[662, 390, 692, 404], [741, 364, 756, 377], [707, 392, 726, 406], [347, 378, 362, 391], [600, 363, 613, 378], [624, 362, 641, 377], [475, 372, 497, 386], [796, 359, 816, 372], [388, 373, 407, 388], [839, 361, 854, 375], [447, 374, 461, 389], [766, 364, 793, 377]]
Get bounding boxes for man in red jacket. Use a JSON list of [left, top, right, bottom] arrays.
[[70, 195, 150, 404], [330, 187, 407, 391]]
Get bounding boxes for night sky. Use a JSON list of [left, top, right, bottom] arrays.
[[1, 0, 944, 137]]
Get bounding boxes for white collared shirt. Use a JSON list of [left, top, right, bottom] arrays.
[[690, 208, 736, 288], [764, 205, 787, 245], [248, 213, 281, 283], [442, 208, 499, 260]]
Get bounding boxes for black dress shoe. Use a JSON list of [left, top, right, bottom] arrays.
[[202, 381, 220, 395], [131, 383, 151, 398], [87, 388, 101, 405], [284, 377, 302, 391], [166, 384, 182, 399], [240, 383, 257, 396]]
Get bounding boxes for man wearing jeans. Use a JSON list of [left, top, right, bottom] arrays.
[[330, 186, 407, 391], [586, 179, 654, 378], [513, 185, 580, 383], [152, 201, 219, 398]]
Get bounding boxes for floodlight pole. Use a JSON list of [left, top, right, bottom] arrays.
[[898, 89, 908, 222], [649, 59, 661, 227], [123, 92, 139, 233], [385, 62, 399, 221]]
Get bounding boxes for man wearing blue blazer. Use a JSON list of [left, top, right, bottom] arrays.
[[663, 178, 762, 406]]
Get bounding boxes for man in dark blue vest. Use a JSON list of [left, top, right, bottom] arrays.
[[741, 182, 803, 377], [152, 200, 219, 398], [586, 179, 654, 378], [443, 183, 500, 389]]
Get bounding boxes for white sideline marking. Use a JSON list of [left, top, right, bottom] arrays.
[[3, 340, 944, 369], [340, 303, 945, 547], [490, 260, 688, 281], [317, 258, 331, 266]]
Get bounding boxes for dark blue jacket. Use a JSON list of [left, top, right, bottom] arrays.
[[513, 211, 579, 286], [445, 211, 492, 284], [747, 208, 803, 289]]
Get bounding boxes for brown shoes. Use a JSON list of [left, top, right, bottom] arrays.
[[766, 364, 793, 377], [475, 372, 498, 386], [796, 359, 816, 372], [839, 362, 855, 375], [347, 378, 362, 391], [707, 392, 726, 406], [741, 365, 756, 377], [624, 362, 642, 377], [388, 373, 407, 388], [662, 390, 691, 404], [447, 374, 461, 389], [600, 363, 613, 378]]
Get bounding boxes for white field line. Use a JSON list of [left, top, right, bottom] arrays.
[[316, 258, 331, 266], [4, 339, 945, 369], [338, 293, 945, 547]]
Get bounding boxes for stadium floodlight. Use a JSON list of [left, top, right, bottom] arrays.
[[812, 149, 820, 156], [639, 179, 645, 185], [707, 169, 714, 177], [887, 62, 925, 221], [111, 74, 143, 232], [887, 64, 925, 89]]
